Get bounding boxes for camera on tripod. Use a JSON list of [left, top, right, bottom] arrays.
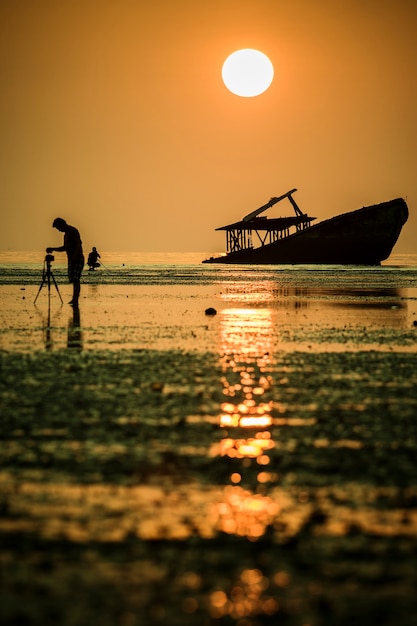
[[45, 253, 55, 263]]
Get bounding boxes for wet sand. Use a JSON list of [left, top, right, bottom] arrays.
[[1, 276, 417, 625]]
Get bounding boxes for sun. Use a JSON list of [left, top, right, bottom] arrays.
[[222, 49, 274, 97]]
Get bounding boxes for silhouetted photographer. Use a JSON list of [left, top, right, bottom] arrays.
[[47, 218, 84, 307]]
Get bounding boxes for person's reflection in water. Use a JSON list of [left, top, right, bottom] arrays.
[[67, 306, 83, 351]]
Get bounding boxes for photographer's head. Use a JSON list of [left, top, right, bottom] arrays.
[[52, 217, 67, 232]]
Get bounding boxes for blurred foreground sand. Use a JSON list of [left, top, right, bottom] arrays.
[[1, 281, 417, 625]]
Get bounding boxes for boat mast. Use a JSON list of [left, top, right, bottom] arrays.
[[217, 189, 314, 254], [242, 188, 298, 222]]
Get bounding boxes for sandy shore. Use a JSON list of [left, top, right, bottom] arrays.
[[1, 280, 417, 625]]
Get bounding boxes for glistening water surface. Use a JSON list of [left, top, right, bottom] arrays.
[[1, 252, 417, 625]]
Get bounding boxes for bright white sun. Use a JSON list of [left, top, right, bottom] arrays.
[[222, 49, 274, 97]]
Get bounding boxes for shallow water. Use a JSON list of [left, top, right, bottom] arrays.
[[1, 252, 417, 353], [1, 252, 417, 625], [1, 251, 417, 284]]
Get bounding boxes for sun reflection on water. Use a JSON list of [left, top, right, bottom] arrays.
[[214, 485, 280, 540], [220, 307, 274, 357], [209, 567, 279, 620], [214, 432, 274, 459], [212, 298, 282, 544]]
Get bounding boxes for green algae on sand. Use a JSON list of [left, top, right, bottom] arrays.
[[1, 347, 417, 625]]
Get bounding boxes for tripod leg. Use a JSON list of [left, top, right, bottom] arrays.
[[34, 274, 47, 304], [50, 270, 63, 304]]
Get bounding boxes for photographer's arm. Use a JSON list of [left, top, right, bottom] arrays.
[[46, 246, 65, 253]]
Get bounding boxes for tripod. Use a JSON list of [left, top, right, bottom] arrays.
[[34, 254, 63, 305]]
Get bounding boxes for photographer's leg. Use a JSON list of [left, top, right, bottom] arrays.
[[72, 280, 80, 307], [68, 260, 82, 306]]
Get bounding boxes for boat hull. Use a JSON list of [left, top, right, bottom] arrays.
[[203, 198, 408, 265]]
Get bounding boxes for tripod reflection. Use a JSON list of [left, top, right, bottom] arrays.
[[34, 306, 82, 351]]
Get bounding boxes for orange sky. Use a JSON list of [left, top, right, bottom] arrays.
[[1, 0, 416, 254]]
